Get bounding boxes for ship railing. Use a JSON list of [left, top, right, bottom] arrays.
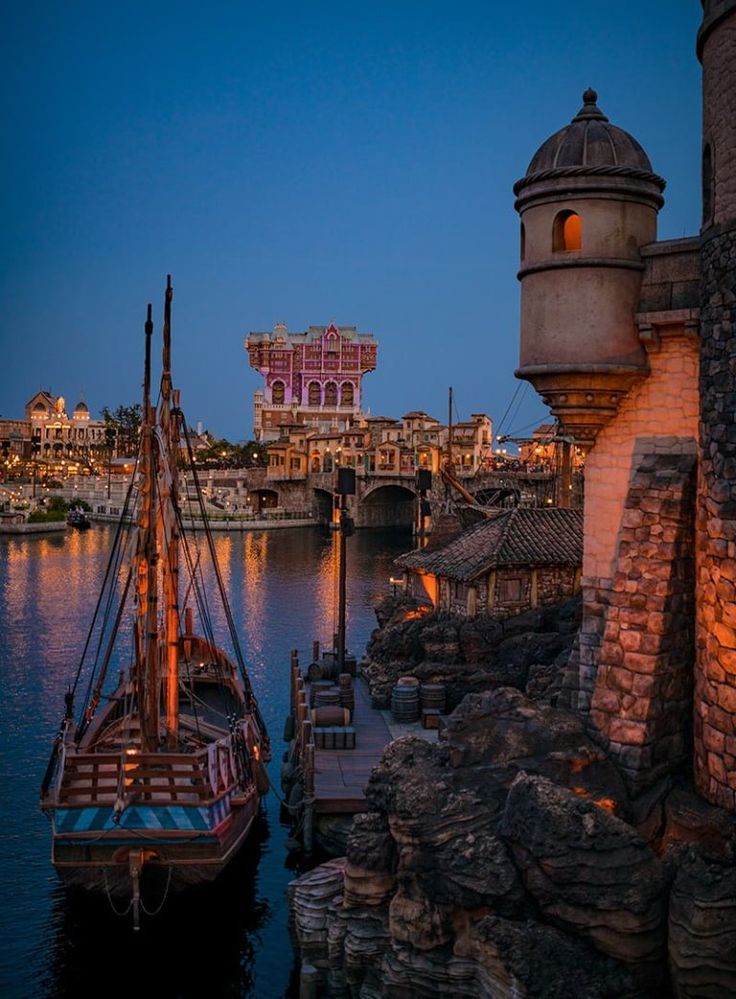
[[57, 750, 214, 807]]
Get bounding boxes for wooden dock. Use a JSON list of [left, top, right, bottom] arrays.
[[312, 676, 392, 814], [286, 651, 397, 848]]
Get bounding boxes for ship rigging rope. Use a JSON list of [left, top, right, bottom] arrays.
[[181, 421, 268, 741], [70, 461, 140, 711]]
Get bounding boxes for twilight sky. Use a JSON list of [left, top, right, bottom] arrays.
[[1, 1, 702, 442]]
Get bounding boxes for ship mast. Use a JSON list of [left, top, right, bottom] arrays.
[[159, 276, 181, 748], [136, 304, 160, 751]]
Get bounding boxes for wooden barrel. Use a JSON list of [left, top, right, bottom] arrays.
[[311, 706, 350, 727], [397, 675, 419, 687], [391, 682, 419, 722], [309, 680, 334, 707], [420, 683, 446, 712], [314, 688, 341, 709], [338, 673, 353, 688], [307, 661, 323, 681]]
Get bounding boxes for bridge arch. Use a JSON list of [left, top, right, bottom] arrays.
[[312, 487, 334, 524], [360, 483, 416, 528]]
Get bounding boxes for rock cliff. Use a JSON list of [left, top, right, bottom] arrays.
[[290, 688, 736, 997]]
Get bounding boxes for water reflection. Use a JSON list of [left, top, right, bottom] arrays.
[[0, 524, 412, 998]]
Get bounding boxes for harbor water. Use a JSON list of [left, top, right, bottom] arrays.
[[0, 524, 411, 998]]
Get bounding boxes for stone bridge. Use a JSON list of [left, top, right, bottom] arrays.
[[186, 467, 558, 529]]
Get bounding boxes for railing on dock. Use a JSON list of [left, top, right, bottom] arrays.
[[289, 649, 316, 851]]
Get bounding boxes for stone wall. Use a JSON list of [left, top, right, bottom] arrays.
[[590, 447, 696, 789], [583, 333, 699, 582], [695, 226, 736, 809]]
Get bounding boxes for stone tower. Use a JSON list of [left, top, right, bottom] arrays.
[[516, 86, 703, 791], [695, 0, 736, 809], [514, 89, 666, 446]]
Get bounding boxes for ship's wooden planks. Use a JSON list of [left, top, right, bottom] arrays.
[[312, 677, 393, 815]]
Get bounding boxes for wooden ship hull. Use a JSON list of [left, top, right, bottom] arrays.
[[42, 637, 269, 899]]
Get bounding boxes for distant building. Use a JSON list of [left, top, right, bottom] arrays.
[[245, 322, 378, 441], [1, 392, 109, 471], [26, 391, 108, 459]]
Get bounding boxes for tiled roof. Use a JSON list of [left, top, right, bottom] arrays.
[[396, 507, 583, 580]]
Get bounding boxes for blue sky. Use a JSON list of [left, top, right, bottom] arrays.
[[1, 1, 702, 441]]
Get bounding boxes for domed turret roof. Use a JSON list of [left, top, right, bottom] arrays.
[[74, 400, 89, 413], [514, 89, 665, 199]]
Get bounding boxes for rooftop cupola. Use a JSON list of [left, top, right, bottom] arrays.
[[514, 90, 665, 446]]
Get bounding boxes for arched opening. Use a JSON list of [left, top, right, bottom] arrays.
[[248, 488, 278, 513], [323, 452, 333, 473], [324, 382, 337, 407], [313, 487, 333, 524], [362, 484, 416, 529], [702, 143, 713, 225], [308, 382, 321, 406], [271, 380, 285, 405], [341, 382, 354, 406], [552, 210, 582, 252], [520, 222, 526, 261], [310, 452, 321, 473]]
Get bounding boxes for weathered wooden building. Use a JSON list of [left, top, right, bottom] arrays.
[[395, 507, 582, 618]]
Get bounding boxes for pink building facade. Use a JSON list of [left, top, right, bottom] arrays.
[[245, 322, 377, 441]]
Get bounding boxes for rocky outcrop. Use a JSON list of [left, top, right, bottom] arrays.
[[500, 774, 668, 988], [668, 850, 736, 998], [290, 685, 736, 997], [363, 596, 581, 709], [290, 687, 672, 997]]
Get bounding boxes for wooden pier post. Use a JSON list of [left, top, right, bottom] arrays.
[[303, 734, 315, 855]]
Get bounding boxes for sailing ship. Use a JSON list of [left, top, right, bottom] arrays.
[[40, 278, 270, 927]]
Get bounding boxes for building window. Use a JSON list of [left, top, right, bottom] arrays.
[[552, 210, 582, 252], [308, 382, 321, 406], [324, 382, 337, 407], [520, 222, 526, 260], [341, 382, 354, 406], [703, 142, 713, 225], [272, 380, 285, 404], [499, 577, 522, 604]]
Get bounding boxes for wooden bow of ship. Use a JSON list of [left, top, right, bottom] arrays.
[[40, 278, 270, 928]]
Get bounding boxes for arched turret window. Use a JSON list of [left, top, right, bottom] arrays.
[[520, 222, 526, 261], [552, 210, 582, 252], [703, 143, 714, 225], [341, 382, 354, 406], [271, 380, 285, 404], [308, 381, 321, 406], [324, 382, 338, 407]]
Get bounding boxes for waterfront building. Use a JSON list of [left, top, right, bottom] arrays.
[[262, 407, 493, 480], [1, 391, 109, 474], [395, 507, 582, 617], [245, 321, 378, 441], [514, 0, 736, 808]]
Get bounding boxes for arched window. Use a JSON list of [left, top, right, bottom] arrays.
[[520, 222, 526, 261], [552, 210, 582, 252], [324, 382, 337, 407], [271, 380, 285, 405], [703, 143, 713, 225], [341, 382, 354, 406], [308, 381, 321, 406]]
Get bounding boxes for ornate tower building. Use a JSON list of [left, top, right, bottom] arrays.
[[245, 322, 377, 442], [695, 0, 736, 809]]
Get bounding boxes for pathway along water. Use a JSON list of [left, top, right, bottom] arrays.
[[0, 524, 411, 998]]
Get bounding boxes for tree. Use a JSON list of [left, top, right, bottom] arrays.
[[100, 404, 142, 457]]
